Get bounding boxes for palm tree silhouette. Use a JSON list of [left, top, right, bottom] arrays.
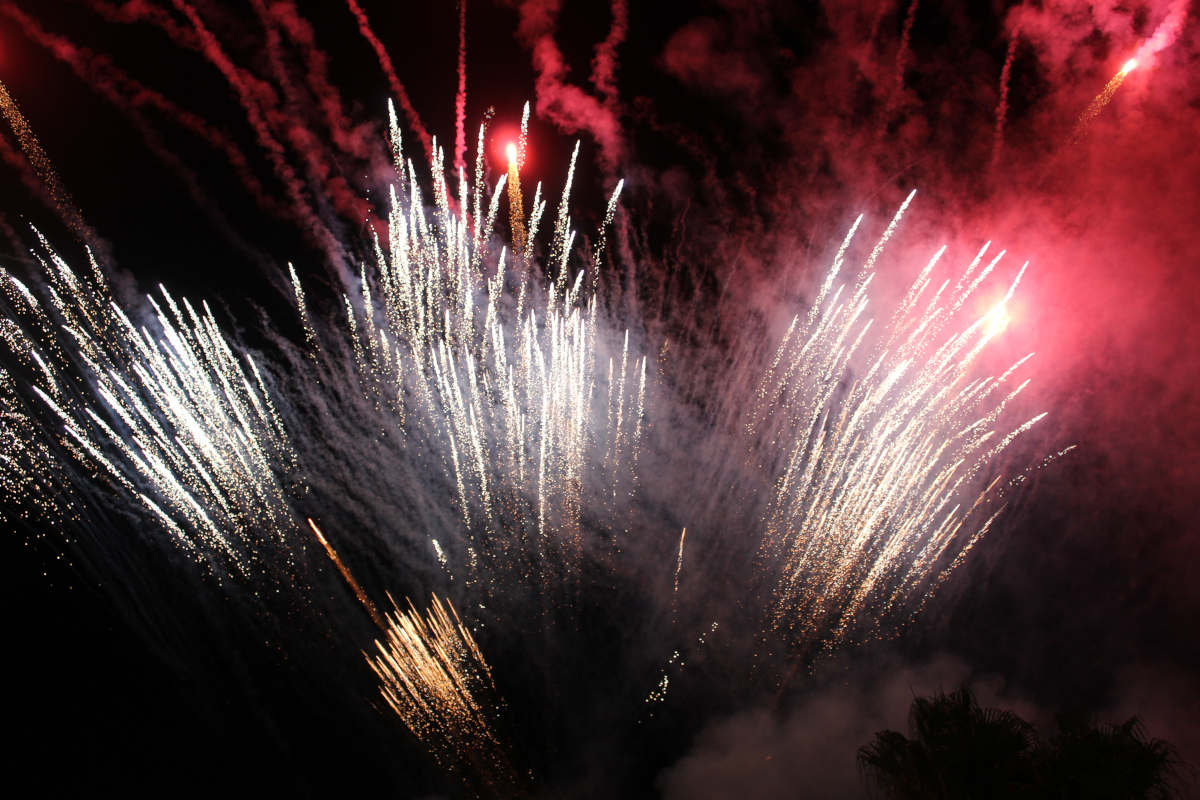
[[858, 686, 1181, 799], [858, 686, 1035, 798], [1035, 714, 1179, 799]]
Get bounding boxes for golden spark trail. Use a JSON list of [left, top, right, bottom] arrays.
[[674, 527, 686, 594], [0, 80, 98, 248], [307, 518, 385, 630], [506, 141, 526, 256], [1071, 58, 1137, 144]]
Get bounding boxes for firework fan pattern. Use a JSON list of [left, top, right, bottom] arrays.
[[0, 1, 1132, 795]]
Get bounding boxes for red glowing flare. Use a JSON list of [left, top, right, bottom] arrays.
[[505, 142, 518, 168], [1120, 58, 1138, 75]]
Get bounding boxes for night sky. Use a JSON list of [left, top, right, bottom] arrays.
[[2, 1, 1197, 797]]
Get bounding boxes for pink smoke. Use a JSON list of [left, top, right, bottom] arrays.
[[1136, 0, 1191, 61], [509, 0, 625, 176]]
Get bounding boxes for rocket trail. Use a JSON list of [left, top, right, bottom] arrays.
[[307, 518, 385, 631], [0, 79, 101, 254], [1071, 57, 1138, 144]]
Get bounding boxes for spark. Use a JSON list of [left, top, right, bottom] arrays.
[[288, 107, 640, 596], [0, 237, 297, 575]]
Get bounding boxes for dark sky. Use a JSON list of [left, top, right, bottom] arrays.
[[1, 1, 1197, 797]]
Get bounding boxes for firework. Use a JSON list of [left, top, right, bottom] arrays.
[[673, 527, 686, 595], [0, 235, 297, 575], [285, 99, 640, 597], [368, 594, 517, 793], [747, 191, 1044, 651], [308, 518, 385, 630], [0, 51, 643, 777], [0, 3, 1079, 789], [1071, 57, 1138, 143]]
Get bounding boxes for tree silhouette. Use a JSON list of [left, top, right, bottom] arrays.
[[1036, 714, 1179, 799], [858, 686, 1036, 799], [858, 686, 1181, 799]]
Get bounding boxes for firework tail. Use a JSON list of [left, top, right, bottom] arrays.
[[307, 518, 386, 630]]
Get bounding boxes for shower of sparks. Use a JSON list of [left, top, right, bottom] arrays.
[[0, 86, 640, 786], [0, 236, 296, 575], [289, 100, 641, 593], [642, 620, 719, 717], [749, 190, 1045, 650], [0, 0, 1068, 768], [0, 364, 77, 528], [368, 594, 517, 793]]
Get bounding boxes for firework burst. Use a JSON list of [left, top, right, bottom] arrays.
[[743, 192, 1044, 654], [282, 99, 640, 603], [0, 233, 298, 576], [368, 593, 518, 794], [0, 3, 1086, 792]]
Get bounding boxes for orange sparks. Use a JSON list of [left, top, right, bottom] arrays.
[[307, 518, 385, 630], [505, 140, 526, 255]]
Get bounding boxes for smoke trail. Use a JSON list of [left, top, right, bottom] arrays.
[[265, 1, 376, 164], [991, 30, 1019, 172], [343, 0, 434, 166], [455, 0, 468, 178], [250, 0, 379, 230], [512, 0, 624, 175], [166, 0, 344, 268], [82, 0, 201, 51], [886, 0, 921, 117], [591, 0, 628, 112], [1, 1, 292, 220], [0, 210, 21, 255], [1135, 0, 1191, 62], [0, 6, 269, 264]]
